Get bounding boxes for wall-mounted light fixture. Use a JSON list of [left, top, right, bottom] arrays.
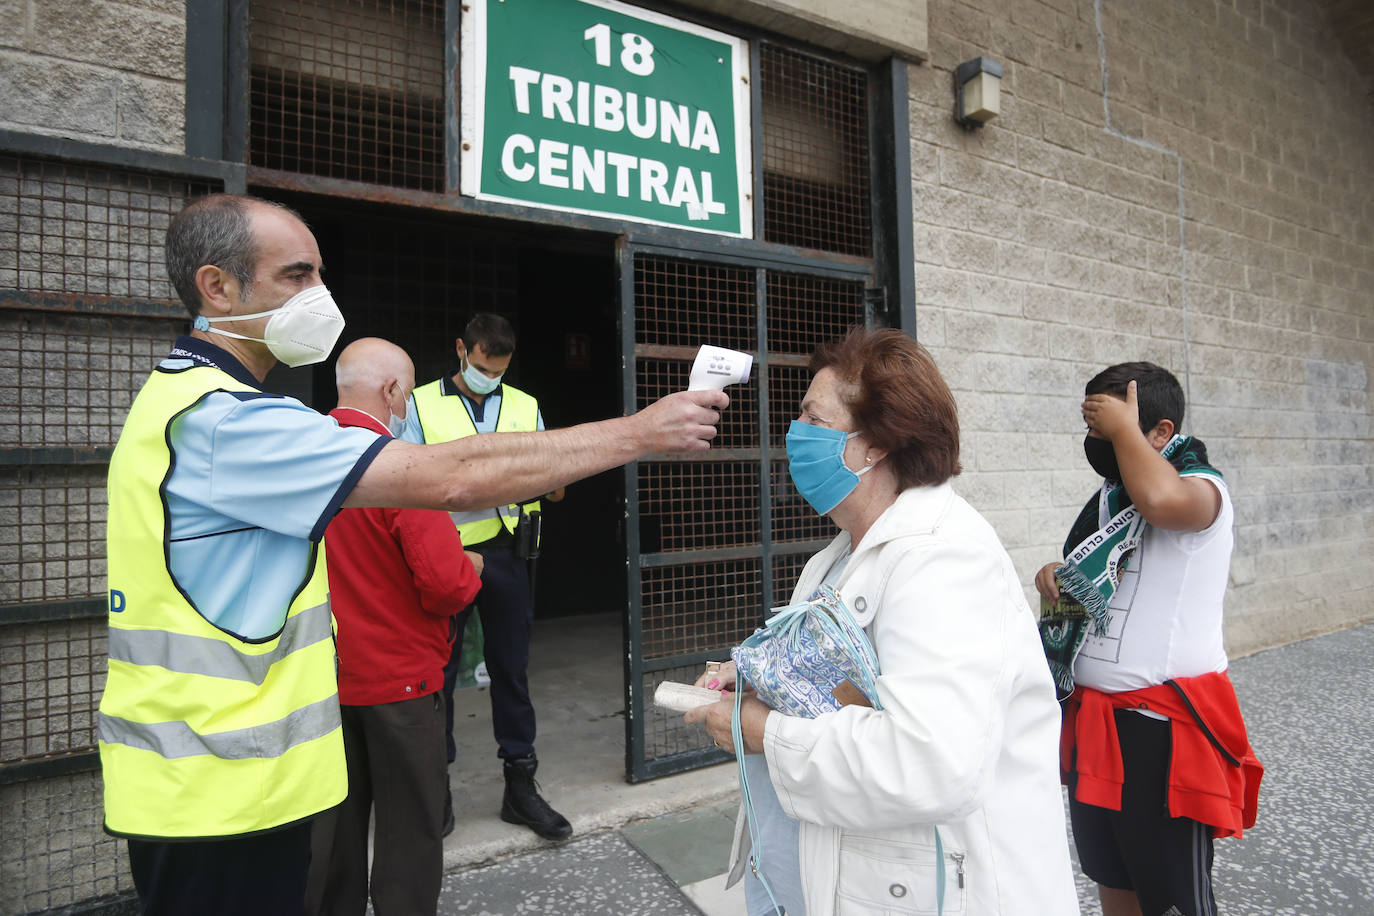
[[954, 57, 1003, 128]]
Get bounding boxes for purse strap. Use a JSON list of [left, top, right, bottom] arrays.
[[813, 584, 883, 706], [732, 685, 786, 914]]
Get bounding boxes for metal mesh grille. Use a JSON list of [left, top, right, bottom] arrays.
[[770, 551, 813, 606], [634, 257, 755, 351], [640, 559, 762, 660], [0, 152, 208, 907], [0, 155, 212, 300], [0, 466, 107, 607], [630, 253, 868, 773], [296, 201, 521, 385], [249, 0, 446, 191], [759, 45, 871, 256], [635, 355, 760, 449], [770, 456, 834, 545], [0, 771, 132, 911], [0, 620, 107, 764], [765, 271, 861, 545], [0, 312, 178, 450], [637, 461, 759, 554], [765, 270, 867, 358], [642, 662, 733, 759]]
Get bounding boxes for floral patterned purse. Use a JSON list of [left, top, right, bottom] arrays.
[[730, 584, 882, 717], [728, 585, 949, 916]]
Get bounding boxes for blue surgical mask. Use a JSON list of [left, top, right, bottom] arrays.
[[785, 420, 875, 516], [461, 355, 503, 395]]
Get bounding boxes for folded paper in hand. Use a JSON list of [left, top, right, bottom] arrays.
[[653, 681, 723, 713]]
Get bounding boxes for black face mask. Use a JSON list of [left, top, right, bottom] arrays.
[[1083, 435, 1121, 481]]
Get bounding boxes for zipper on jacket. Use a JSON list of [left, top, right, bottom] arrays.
[[951, 852, 965, 889]]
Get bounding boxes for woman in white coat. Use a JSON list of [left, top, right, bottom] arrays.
[[686, 328, 1078, 915]]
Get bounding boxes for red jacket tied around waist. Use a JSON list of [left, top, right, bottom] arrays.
[[1061, 671, 1263, 839]]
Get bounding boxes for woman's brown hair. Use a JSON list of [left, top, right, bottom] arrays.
[[810, 327, 961, 487]]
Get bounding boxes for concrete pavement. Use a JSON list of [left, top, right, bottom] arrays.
[[435, 614, 1374, 915]]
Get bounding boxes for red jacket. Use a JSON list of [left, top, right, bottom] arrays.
[[1061, 671, 1263, 839], [324, 408, 482, 705]]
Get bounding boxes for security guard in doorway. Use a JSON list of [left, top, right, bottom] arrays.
[[403, 312, 571, 841]]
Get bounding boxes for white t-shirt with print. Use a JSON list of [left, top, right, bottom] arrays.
[[1072, 476, 1233, 693]]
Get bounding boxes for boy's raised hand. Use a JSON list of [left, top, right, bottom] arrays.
[[1082, 379, 1140, 442]]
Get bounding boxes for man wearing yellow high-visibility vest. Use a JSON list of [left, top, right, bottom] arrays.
[[99, 193, 728, 915], [402, 313, 571, 841]]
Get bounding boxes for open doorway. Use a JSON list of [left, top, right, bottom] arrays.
[[260, 191, 625, 622], [510, 246, 624, 618]]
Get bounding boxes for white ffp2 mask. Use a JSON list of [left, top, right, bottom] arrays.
[[194, 285, 346, 368]]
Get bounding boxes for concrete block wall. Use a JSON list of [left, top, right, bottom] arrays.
[[0, 624, 129, 913], [0, 767, 127, 912], [0, 0, 185, 152], [0, 154, 193, 915], [911, 0, 1374, 657]]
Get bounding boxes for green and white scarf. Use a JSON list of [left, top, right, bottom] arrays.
[[1039, 435, 1221, 698]]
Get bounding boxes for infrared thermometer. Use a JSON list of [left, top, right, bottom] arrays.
[[688, 345, 753, 391]]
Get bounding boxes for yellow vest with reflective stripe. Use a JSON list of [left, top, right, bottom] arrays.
[[411, 378, 541, 545], [99, 361, 345, 839]]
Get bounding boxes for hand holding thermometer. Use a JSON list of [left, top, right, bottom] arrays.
[[688, 345, 753, 391]]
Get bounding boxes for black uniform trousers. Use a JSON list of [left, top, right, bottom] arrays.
[[127, 820, 312, 915], [442, 535, 536, 763]]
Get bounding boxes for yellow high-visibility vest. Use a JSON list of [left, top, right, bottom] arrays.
[[411, 378, 541, 546], [99, 361, 345, 839]]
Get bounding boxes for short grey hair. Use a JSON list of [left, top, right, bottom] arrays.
[[164, 194, 303, 318]]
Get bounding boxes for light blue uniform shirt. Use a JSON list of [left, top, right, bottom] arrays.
[[159, 338, 387, 641]]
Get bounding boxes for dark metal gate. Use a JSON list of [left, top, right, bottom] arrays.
[[619, 242, 872, 780]]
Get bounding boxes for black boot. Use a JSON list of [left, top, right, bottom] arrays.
[[500, 755, 572, 841]]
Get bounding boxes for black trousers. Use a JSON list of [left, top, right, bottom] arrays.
[[306, 694, 448, 916], [127, 820, 312, 915], [1069, 709, 1217, 916], [442, 539, 535, 763]]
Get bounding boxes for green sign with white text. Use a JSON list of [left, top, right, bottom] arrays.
[[460, 0, 752, 237]]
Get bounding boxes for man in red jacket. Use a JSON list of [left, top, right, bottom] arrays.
[[307, 337, 483, 916]]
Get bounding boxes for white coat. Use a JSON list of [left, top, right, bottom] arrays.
[[731, 482, 1079, 915]]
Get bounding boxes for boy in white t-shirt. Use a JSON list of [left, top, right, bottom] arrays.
[[1035, 362, 1262, 916]]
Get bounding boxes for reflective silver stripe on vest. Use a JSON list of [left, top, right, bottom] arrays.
[[106, 601, 332, 686], [448, 508, 498, 527], [447, 504, 522, 526], [98, 694, 341, 760]]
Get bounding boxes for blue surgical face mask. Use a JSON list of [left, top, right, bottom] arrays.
[[785, 420, 875, 516], [461, 354, 503, 395]]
